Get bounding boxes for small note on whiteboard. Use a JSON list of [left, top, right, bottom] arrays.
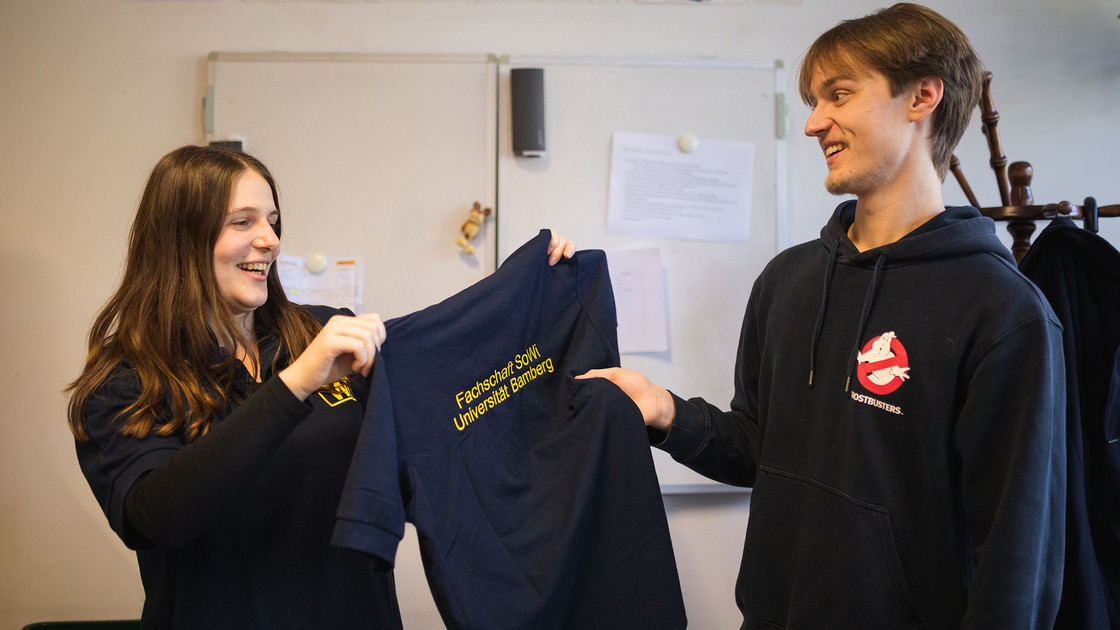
[[606, 247, 668, 354], [277, 253, 364, 315], [607, 131, 755, 244]]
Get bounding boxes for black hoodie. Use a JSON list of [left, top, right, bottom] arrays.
[[658, 201, 1066, 629]]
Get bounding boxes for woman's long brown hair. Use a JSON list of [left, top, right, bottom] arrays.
[[67, 146, 321, 442]]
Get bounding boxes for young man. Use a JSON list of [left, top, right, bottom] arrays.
[[582, 4, 1065, 628]]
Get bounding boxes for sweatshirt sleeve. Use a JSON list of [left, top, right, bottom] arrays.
[[955, 314, 1066, 629], [77, 370, 312, 550], [331, 354, 407, 571]]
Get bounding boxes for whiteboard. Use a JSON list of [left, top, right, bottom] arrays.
[[496, 56, 788, 491], [206, 52, 787, 492], [205, 52, 499, 321]]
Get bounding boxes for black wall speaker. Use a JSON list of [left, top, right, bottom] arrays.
[[510, 68, 546, 158]]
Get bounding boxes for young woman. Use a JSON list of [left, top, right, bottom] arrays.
[[67, 145, 572, 628]]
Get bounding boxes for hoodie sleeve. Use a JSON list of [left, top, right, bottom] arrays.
[[122, 376, 312, 548], [955, 313, 1065, 629], [75, 369, 313, 550]]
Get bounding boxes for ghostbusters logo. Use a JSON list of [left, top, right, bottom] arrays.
[[855, 331, 910, 395]]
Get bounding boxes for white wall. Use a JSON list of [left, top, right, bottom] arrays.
[[1, 1, 1116, 628]]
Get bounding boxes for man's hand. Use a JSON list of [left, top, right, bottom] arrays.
[[577, 367, 675, 433]]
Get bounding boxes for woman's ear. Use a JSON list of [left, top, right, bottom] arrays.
[[909, 76, 944, 123]]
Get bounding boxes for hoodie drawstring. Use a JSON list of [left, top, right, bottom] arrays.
[[809, 237, 842, 388], [844, 253, 886, 391]]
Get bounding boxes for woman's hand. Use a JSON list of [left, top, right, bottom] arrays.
[[577, 367, 676, 433], [279, 313, 387, 401], [547, 230, 575, 266]]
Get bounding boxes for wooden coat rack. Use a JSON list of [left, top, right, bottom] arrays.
[[949, 72, 1120, 263]]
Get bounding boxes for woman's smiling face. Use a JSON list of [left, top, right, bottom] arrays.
[[213, 169, 280, 325]]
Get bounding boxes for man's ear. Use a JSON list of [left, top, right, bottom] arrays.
[[909, 76, 944, 123]]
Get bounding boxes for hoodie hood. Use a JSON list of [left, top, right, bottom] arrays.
[[809, 200, 1012, 390], [820, 199, 1012, 266]]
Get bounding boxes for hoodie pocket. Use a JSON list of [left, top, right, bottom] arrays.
[[739, 467, 921, 629]]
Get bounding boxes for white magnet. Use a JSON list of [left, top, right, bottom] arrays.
[[678, 134, 699, 153], [306, 254, 328, 274]]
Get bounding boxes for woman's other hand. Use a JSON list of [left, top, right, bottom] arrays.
[[547, 230, 575, 266], [279, 312, 386, 401]]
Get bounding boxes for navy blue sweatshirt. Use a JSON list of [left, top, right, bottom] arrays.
[[333, 230, 686, 630], [658, 202, 1066, 629]]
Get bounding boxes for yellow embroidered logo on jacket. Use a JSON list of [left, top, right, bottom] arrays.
[[318, 377, 356, 407]]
